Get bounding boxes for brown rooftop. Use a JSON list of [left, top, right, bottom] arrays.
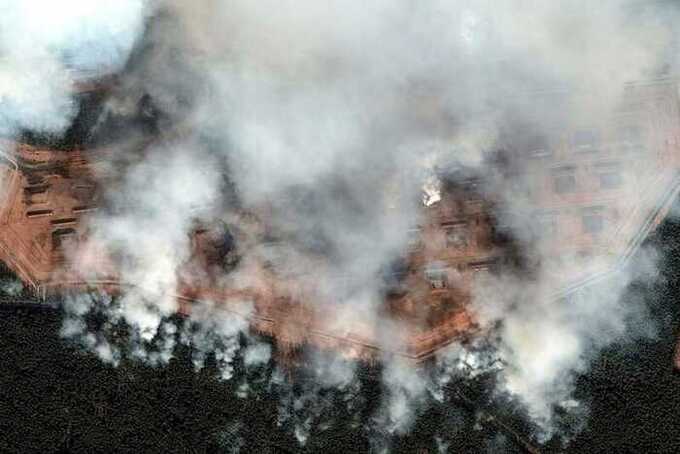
[[1, 79, 680, 363]]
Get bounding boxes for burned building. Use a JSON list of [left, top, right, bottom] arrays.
[[1, 75, 680, 364]]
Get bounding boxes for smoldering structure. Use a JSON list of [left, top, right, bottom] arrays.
[[1, 72, 679, 364], [4, 2, 680, 444]]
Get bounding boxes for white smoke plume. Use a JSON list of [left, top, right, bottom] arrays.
[[0, 0, 151, 136], [468, 249, 661, 432], [60, 291, 122, 366], [5, 0, 680, 449], [181, 301, 251, 380], [89, 140, 222, 339]]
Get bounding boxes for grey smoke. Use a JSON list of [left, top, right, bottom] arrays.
[[4, 0, 677, 447], [0, 276, 23, 296], [61, 291, 122, 366], [243, 342, 271, 368]]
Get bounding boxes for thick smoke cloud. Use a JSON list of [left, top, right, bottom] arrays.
[[5, 0, 680, 448], [0, 0, 150, 135], [114, 0, 669, 437]]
